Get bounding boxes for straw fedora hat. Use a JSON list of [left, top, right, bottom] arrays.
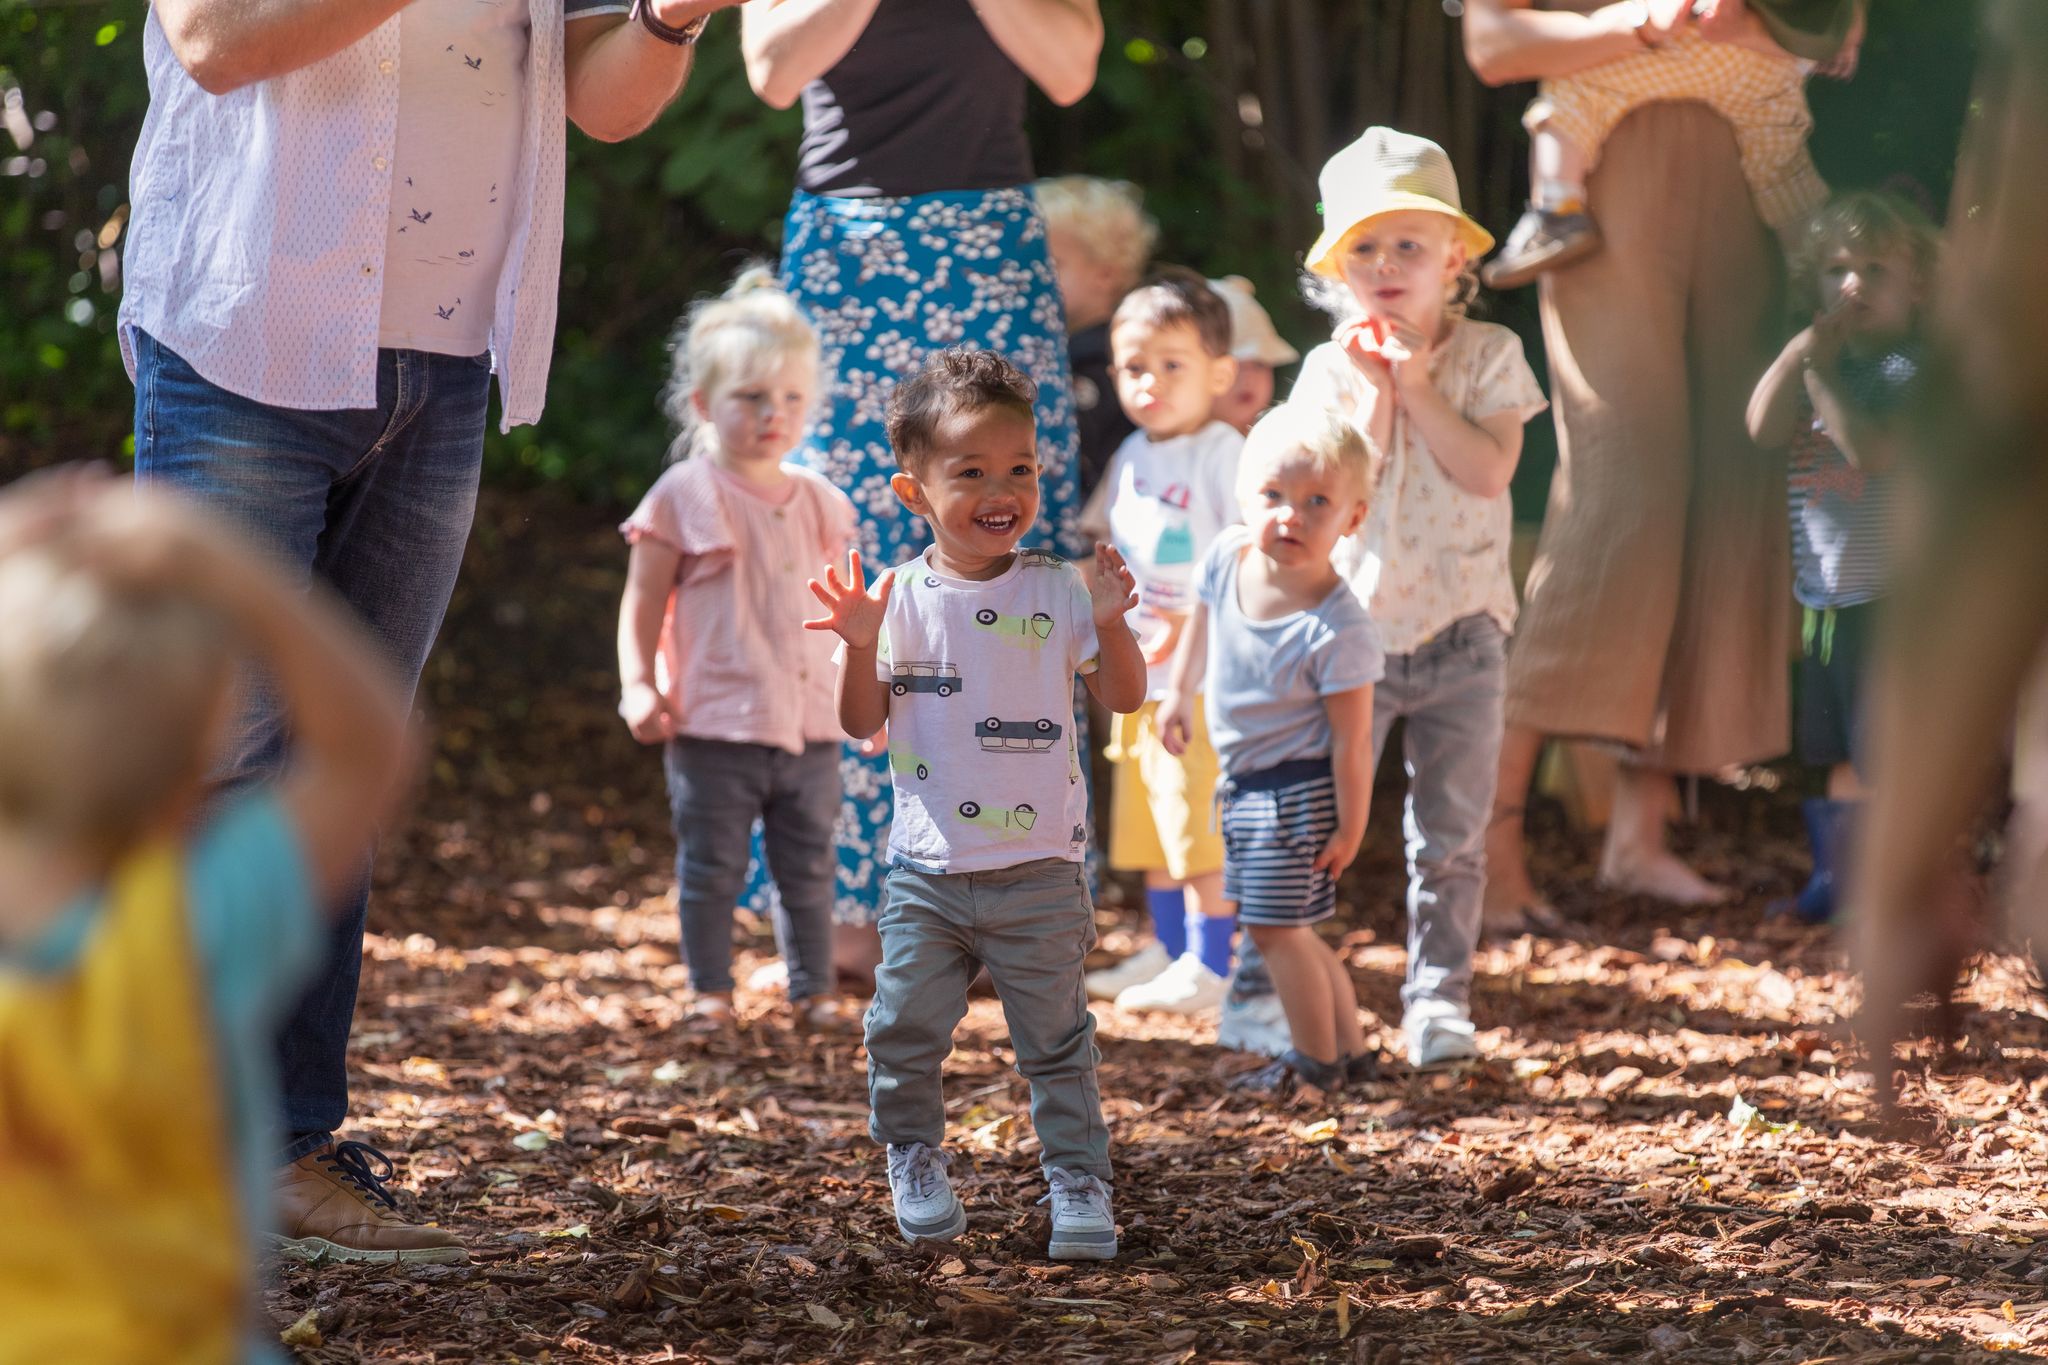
[[1208, 276, 1299, 368], [1304, 126, 1494, 278]]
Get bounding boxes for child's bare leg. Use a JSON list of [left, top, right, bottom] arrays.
[[1182, 870, 1229, 920], [1531, 125, 1589, 213], [1826, 762, 1867, 802], [1248, 924, 1338, 1064], [1315, 943, 1366, 1058]]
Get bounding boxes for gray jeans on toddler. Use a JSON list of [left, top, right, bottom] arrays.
[[664, 737, 841, 1000], [1371, 613, 1507, 1014], [865, 858, 1111, 1179]]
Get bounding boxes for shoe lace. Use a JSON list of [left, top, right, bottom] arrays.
[[1037, 1167, 1111, 1219], [888, 1142, 951, 1202], [319, 1140, 403, 1212]]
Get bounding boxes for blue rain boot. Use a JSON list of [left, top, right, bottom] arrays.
[[1773, 799, 1853, 924]]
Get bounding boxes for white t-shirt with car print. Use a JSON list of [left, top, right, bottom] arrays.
[[876, 547, 1100, 875]]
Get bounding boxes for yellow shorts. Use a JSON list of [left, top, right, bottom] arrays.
[[1534, 30, 1826, 230], [1106, 698, 1225, 880]]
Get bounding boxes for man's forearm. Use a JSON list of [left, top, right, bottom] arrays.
[[154, 0, 413, 94], [564, 14, 695, 142]]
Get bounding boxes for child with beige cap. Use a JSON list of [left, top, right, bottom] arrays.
[[1289, 126, 1548, 1070], [1209, 275, 1300, 435]]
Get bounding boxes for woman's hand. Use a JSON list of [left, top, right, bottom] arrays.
[[804, 549, 894, 649]]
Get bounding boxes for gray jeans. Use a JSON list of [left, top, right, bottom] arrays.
[[664, 738, 841, 1000], [865, 859, 1110, 1179], [1372, 613, 1507, 1013]]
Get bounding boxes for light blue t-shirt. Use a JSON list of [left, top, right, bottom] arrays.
[[1196, 525, 1386, 778], [6, 793, 319, 1365]]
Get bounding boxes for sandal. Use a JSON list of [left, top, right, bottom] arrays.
[[680, 996, 735, 1032], [799, 996, 861, 1031]]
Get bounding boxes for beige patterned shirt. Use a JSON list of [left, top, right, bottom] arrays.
[[1289, 319, 1548, 656]]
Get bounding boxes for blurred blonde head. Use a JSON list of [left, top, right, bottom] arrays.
[[661, 266, 824, 462], [1237, 404, 1376, 510], [1037, 177, 1159, 332], [0, 542, 234, 861]]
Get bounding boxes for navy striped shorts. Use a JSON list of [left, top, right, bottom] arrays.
[[1218, 758, 1339, 926]]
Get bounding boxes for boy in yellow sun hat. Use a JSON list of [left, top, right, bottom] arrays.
[[1289, 125, 1549, 1075]]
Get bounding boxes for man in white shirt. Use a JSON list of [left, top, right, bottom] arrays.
[[120, 0, 741, 1263]]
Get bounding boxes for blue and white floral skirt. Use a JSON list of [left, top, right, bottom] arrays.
[[746, 185, 1082, 927]]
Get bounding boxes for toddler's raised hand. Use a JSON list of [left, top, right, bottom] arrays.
[[804, 549, 893, 649], [619, 680, 678, 746], [1337, 317, 1397, 394], [1089, 542, 1139, 628]]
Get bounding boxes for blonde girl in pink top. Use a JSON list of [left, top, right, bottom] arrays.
[[618, 269, 858, 1030]]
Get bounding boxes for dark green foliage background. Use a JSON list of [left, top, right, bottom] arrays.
[[0, 0, 1984, 512]]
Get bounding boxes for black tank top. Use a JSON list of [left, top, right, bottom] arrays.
[[796, 0, 1034, 198]]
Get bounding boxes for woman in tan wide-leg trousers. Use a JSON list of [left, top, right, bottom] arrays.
[[1465, 1, 1790, 918]]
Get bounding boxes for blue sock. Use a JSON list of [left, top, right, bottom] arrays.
[[1146, 888, 1188, 960], [1192, 910, 1237, 978]]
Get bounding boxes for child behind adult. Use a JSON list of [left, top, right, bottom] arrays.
[[618, 269, 858, 1030], [1483, 0, 1863, 290], [1158, 405, 1384, 1094], [1292, 126, 1549, 1069], [805, 348, 1145, 1260], [1037, 176, 1160, 503], [0, 475, 420, 1360], [1746, 189, 1935, 922], [1078, 267, 1245, 1018]]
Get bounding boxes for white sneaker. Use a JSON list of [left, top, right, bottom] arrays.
[[885, 1142, 966, 1243], [1040, 1167, 1117, 1260], [1084, 940, 1173, 1001], [1404, 1001, 1479, 1069], [1114, 952, 1227, 1015], [1216, 990, 1291, 1057]]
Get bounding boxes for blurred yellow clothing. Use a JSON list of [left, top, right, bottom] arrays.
[[0, 843, 245, 1365]]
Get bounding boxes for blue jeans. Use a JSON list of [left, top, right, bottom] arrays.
[[131, 328, 487, 1156]]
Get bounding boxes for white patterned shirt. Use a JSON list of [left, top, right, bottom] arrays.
[[118, 0, 625, 431], [1289, 320, 1548, 655]]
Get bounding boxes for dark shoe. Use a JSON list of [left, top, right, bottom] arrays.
[[1344, 1049, 1389, 1086], [1480, 205, 1603, 290], [273, 1140, 468, 1265], [1227, 1048, 1346, 1098], [1770, 798, 1856, 925]]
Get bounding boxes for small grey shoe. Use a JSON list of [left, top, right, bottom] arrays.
[[886, 1142, 966, 1244], [1480, 204, 1603, 291], [1216, 990, 1291, 1058], [1040, 1166, 1118, 1261]]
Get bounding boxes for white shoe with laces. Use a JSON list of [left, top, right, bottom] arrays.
[[1113, 952, 1227, 1015], [1404, 1000, 1479, 1069], [1040, 1167, 1117, 1260], [885, 1142, 966, 1244], [1084, 940, 1173, 1001], [1216, 990, 1291, 1057]]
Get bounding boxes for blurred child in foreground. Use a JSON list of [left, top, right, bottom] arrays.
[[0, 474, 422, 1361]]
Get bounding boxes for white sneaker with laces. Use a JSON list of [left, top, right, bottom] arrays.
[[885, 1142, 966, 1243], [1216, 990, 1291, 1057], [1040, 1167, 1117, 1260], [1083, 940, 1173, 1002], [1404, 1000, 1479, 1069], [1113, 952, 1227, 1015]]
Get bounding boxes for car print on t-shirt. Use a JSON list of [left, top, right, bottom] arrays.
[[976, 716, 1063, 753], [890, 661, 962, 697], [971, 606, 1055, 649], [956, 800, 1037, 839]]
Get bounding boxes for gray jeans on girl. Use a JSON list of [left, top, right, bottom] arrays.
[[664, 737, 841, 1000]]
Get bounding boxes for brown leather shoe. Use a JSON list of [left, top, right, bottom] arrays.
[[272, 1140, 468, 1265]]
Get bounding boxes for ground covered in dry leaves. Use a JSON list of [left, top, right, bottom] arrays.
[[272, 493, 2048, 1364]]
